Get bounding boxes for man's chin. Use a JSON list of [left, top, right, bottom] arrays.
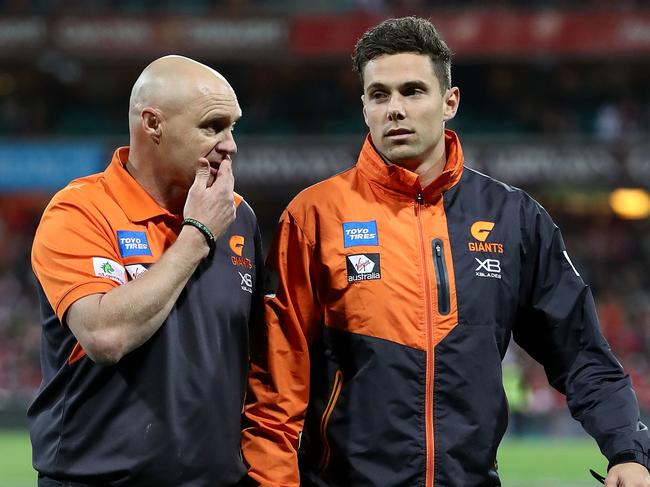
[[384, 146, 419, 165]]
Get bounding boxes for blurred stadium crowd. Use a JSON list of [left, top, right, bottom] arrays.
[[0, 0, 648, 15], [0, 0, 649, 434]]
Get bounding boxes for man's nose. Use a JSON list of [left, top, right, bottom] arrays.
[[386, 95, 405, 121], [220, 129, 238, 155]]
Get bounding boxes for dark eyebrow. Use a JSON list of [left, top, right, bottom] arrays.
[[366, 80, 429, 93], [401, 80, 429, 92], [199, 114, 238, 128], [366, 82, 388, 93]]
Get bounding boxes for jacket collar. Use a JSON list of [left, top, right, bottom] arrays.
[[356, 129, 465, 200], [104, 147, 175, 223]]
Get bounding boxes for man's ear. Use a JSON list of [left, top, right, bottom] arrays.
[[443, 87, 460, 122], [141, 108, 162, 144], [361, 94, 369, 127]]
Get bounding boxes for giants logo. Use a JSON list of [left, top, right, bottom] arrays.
[[470, 221, 494, 241], [468, 221, 504, 253], [229, 235, 245, 255], [229, 235, 253, 269]]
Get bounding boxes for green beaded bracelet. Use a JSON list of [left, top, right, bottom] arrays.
[[182, 218, 216, 253]]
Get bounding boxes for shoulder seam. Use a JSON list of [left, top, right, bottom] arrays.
[[292, 165, 356, 200], [285, 208, 316, 249], [463, 166, 525, 194]]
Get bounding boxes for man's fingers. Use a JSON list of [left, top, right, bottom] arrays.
[[194, 158, 211, 188], [217, 159, 233, 178], [604, 470, 620, 487], [606, 462, 650, 486], [213, 159, 234, 193]]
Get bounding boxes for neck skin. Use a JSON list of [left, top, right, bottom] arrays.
[[413, 148, 446, 189], [125, 153, 187, 217], [377, 138, 447, 189]]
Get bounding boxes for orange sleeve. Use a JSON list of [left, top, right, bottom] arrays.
[[242, 209, 322, 487], [31, 191, 122, 323]]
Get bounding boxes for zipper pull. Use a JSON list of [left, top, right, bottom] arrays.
[[416, 193, 423, 205], [435, 242, 442, 256]]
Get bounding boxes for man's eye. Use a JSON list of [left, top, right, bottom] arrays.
[[405, 88, 423, 96], [201, 121, 228, 133], [371, 92, 387, 100]]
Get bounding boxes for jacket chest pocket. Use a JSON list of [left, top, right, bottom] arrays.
[[456, 251, 519, 329]]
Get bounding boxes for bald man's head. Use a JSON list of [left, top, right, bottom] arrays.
[[128, 55, 235, 135], [126, 55, 241, 191]]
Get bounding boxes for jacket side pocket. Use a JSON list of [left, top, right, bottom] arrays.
[[319, 369, 343, 471]]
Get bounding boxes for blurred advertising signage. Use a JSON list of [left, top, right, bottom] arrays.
[[52, 17, 288, 56], [0, 18, 46, 48], [231, 137, 634, 186], [628, 145, 650, 182], [463, 143, 620, 185], [0, 13, 647, 57], [0, 142, 106, 191], [292, 12, 650, 57]]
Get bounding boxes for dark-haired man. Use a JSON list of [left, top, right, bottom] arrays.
[[243, 17, 650, 487]]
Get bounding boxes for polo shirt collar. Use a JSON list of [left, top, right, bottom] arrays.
[[104, 147, 174, 222]]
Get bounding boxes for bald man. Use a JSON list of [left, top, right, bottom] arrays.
[[30, 56, 262, 486]]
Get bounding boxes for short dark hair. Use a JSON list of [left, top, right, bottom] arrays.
[[352, 16, 452, 92]]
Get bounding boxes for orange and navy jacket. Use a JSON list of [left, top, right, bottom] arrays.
[[30, 147, 262, 486], [243, 130, 650, 486]]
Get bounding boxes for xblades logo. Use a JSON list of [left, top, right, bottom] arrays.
[[239, 271, 253, 293], [475, 258, 502, 279]]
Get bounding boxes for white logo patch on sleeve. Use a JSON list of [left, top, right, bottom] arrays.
[[92, 257, 126, 285], [125, 264, 148, 280]]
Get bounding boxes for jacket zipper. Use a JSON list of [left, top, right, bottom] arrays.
[[319, 369, 343, 471], [432, 239, 450, 315], [416, 192, 435, 487]]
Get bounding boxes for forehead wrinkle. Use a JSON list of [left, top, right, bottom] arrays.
[[191, 96, 241, 124]]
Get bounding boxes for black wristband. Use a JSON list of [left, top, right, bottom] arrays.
[[182, 218, 216, 253]]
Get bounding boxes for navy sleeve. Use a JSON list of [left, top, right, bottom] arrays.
[[514, 196, 650, 470]]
